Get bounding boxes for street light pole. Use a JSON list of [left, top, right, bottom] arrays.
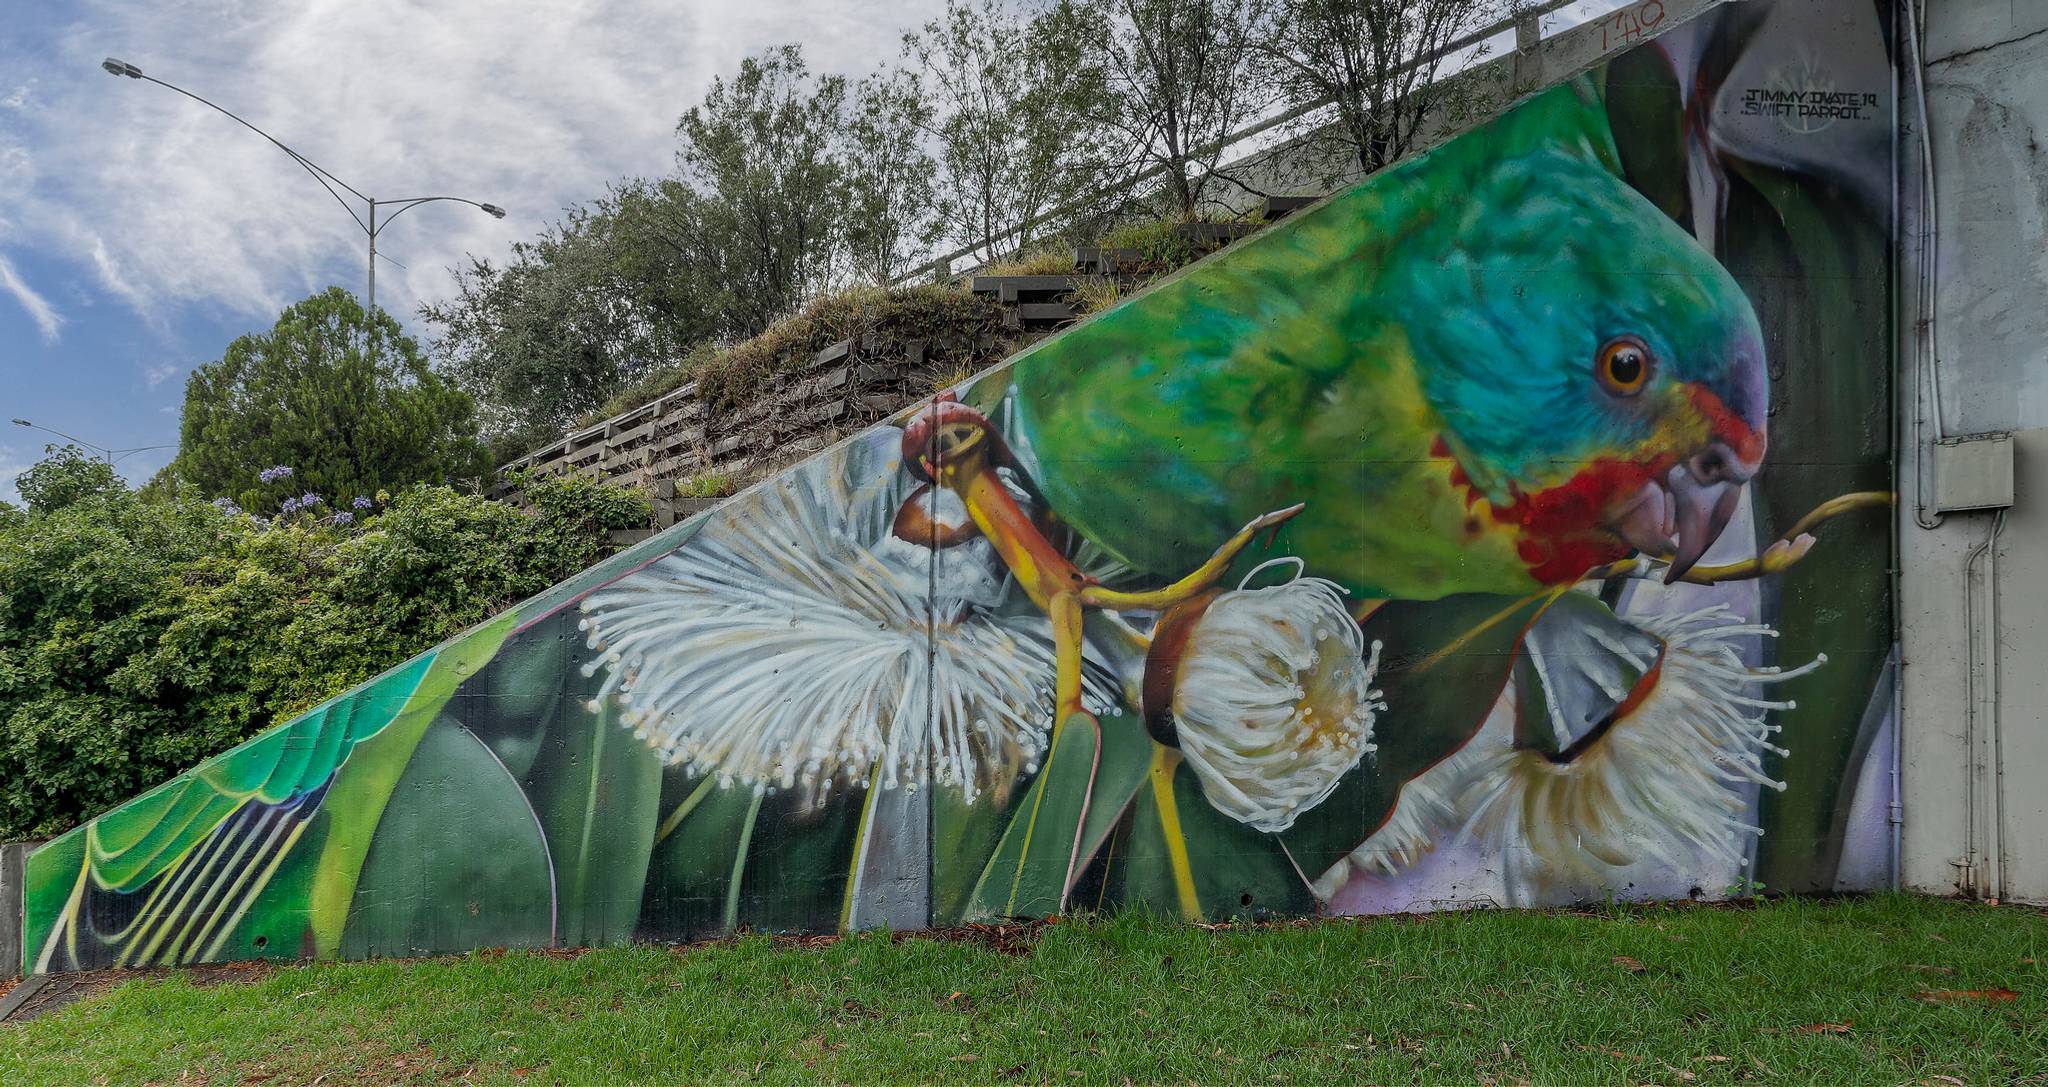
[[97, 57, 506, 331]]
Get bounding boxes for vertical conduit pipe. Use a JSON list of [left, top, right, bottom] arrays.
[[1986, 511, 2007, 899], [1885, 0, 1906, 891]]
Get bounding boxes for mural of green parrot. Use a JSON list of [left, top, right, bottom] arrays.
[[21, 9, 1899, 974], [1006, 78, 1770, 601]]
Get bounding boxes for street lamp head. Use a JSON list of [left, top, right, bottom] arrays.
[[479, 203, 507, 219], [101, 57, 144, 79], [10, 418, 29, 427]]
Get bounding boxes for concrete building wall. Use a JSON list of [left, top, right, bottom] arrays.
[[1898, 0, 2048, 903]]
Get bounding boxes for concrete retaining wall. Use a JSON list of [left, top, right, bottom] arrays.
[[2, 841, 41, 979]]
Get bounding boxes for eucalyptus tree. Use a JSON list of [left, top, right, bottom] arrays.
[[841, 68, 942, 286], [1262, 0, 1508, 178], [1057, 0, 1271, 219], [677, 44, 848, 335], [424, 185, 722, 449], [907, 0, 1111, 264]]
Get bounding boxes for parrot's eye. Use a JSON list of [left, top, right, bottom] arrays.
[[1596, 337, 1652, 396]]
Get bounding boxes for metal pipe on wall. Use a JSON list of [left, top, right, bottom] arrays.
[[1987, 510, 2008, 899], [1959, 511, 2007, 898], [1904, 0, 1946, 532], [1886, 0, 1906, 892]]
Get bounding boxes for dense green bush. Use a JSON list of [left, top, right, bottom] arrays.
[[178, 289, 491, 512], [0, 469, 649, 840]]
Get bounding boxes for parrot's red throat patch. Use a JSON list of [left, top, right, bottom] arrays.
[[1432, 437, 1667, 584]]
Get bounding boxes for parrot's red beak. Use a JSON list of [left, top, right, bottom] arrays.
[[1608, 385, 1766, 582]]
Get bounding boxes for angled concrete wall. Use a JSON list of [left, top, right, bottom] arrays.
[[21, 0, 1899, 974]]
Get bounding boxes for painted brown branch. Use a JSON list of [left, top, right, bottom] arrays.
[[1588, 491, 1895, 586]]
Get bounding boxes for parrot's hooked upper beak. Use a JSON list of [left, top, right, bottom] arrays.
[[1607, 378, 1767, 583]]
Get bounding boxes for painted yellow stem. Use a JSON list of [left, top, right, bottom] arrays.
[[1148, 746, 1203, 921]]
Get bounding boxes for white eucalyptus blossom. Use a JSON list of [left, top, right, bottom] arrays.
[[1315, 604, 1820, 900], [1169, 559, 1385, 833], [1453, 605, 1818, 884], [575, 431, 1114, 807]]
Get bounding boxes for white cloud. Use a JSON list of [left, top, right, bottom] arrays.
[[0, 251, 64, 341], [0, 443, 30, 506], [1, 0, 1642, 342], [0, 0, 948, 334], [143, 362, 180, 387]]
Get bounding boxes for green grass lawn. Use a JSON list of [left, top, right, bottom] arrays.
[[2, 895, 2041, 1085]]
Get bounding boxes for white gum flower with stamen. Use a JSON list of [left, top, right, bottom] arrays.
[[1313, 605, 1817, 901], [1452, 605, 1815, 884], [1166, 558, 1385, 833], [574, 430, 1114, 808]]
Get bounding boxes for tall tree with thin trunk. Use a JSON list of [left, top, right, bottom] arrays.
[[1262, 0, 1506, 179], [677, 44, 847, 335], [841, 68, 941, 286], [1058, 0, 1269, 219], [423, 180, 722, 450], [907, 0, 1109, 265]]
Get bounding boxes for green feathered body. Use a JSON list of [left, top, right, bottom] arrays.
[[1008, 79, 1763, 601]]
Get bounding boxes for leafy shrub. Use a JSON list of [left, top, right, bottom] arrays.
[[0, 470, 649, 840]]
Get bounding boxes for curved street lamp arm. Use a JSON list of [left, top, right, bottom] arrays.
[[11, 419, 109, 457], [369, 195, 503, 234], [135, 73, 370, 234], [107, 443, 179, 465]]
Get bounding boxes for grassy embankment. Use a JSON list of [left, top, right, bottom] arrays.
[[2, 895, 2041, 1085]]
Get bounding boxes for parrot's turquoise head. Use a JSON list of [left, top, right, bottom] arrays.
[[1398, 140, 1768, 584]]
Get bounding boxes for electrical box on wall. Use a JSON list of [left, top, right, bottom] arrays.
[[1930, 432, 2016, 512]]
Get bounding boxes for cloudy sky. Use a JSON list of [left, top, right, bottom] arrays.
[[0, 0, 1629, 504]]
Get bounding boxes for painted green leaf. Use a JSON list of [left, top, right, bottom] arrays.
[[306, 612, 516, 957], [19, 639, 453, 972], [929, 779, 1015, 927], [469, 611, 576, 780], [1725, 158, 1895, 892], [338, 713, 556, 958], [966, 710, 1153, 920], [733, 789, 864, 933], [19, 833, 85, 976], [519, 633, 663, 947], [637, 775, 768, 938], [74, 652, 432, 895], [1101, 753, 1312, 921]]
